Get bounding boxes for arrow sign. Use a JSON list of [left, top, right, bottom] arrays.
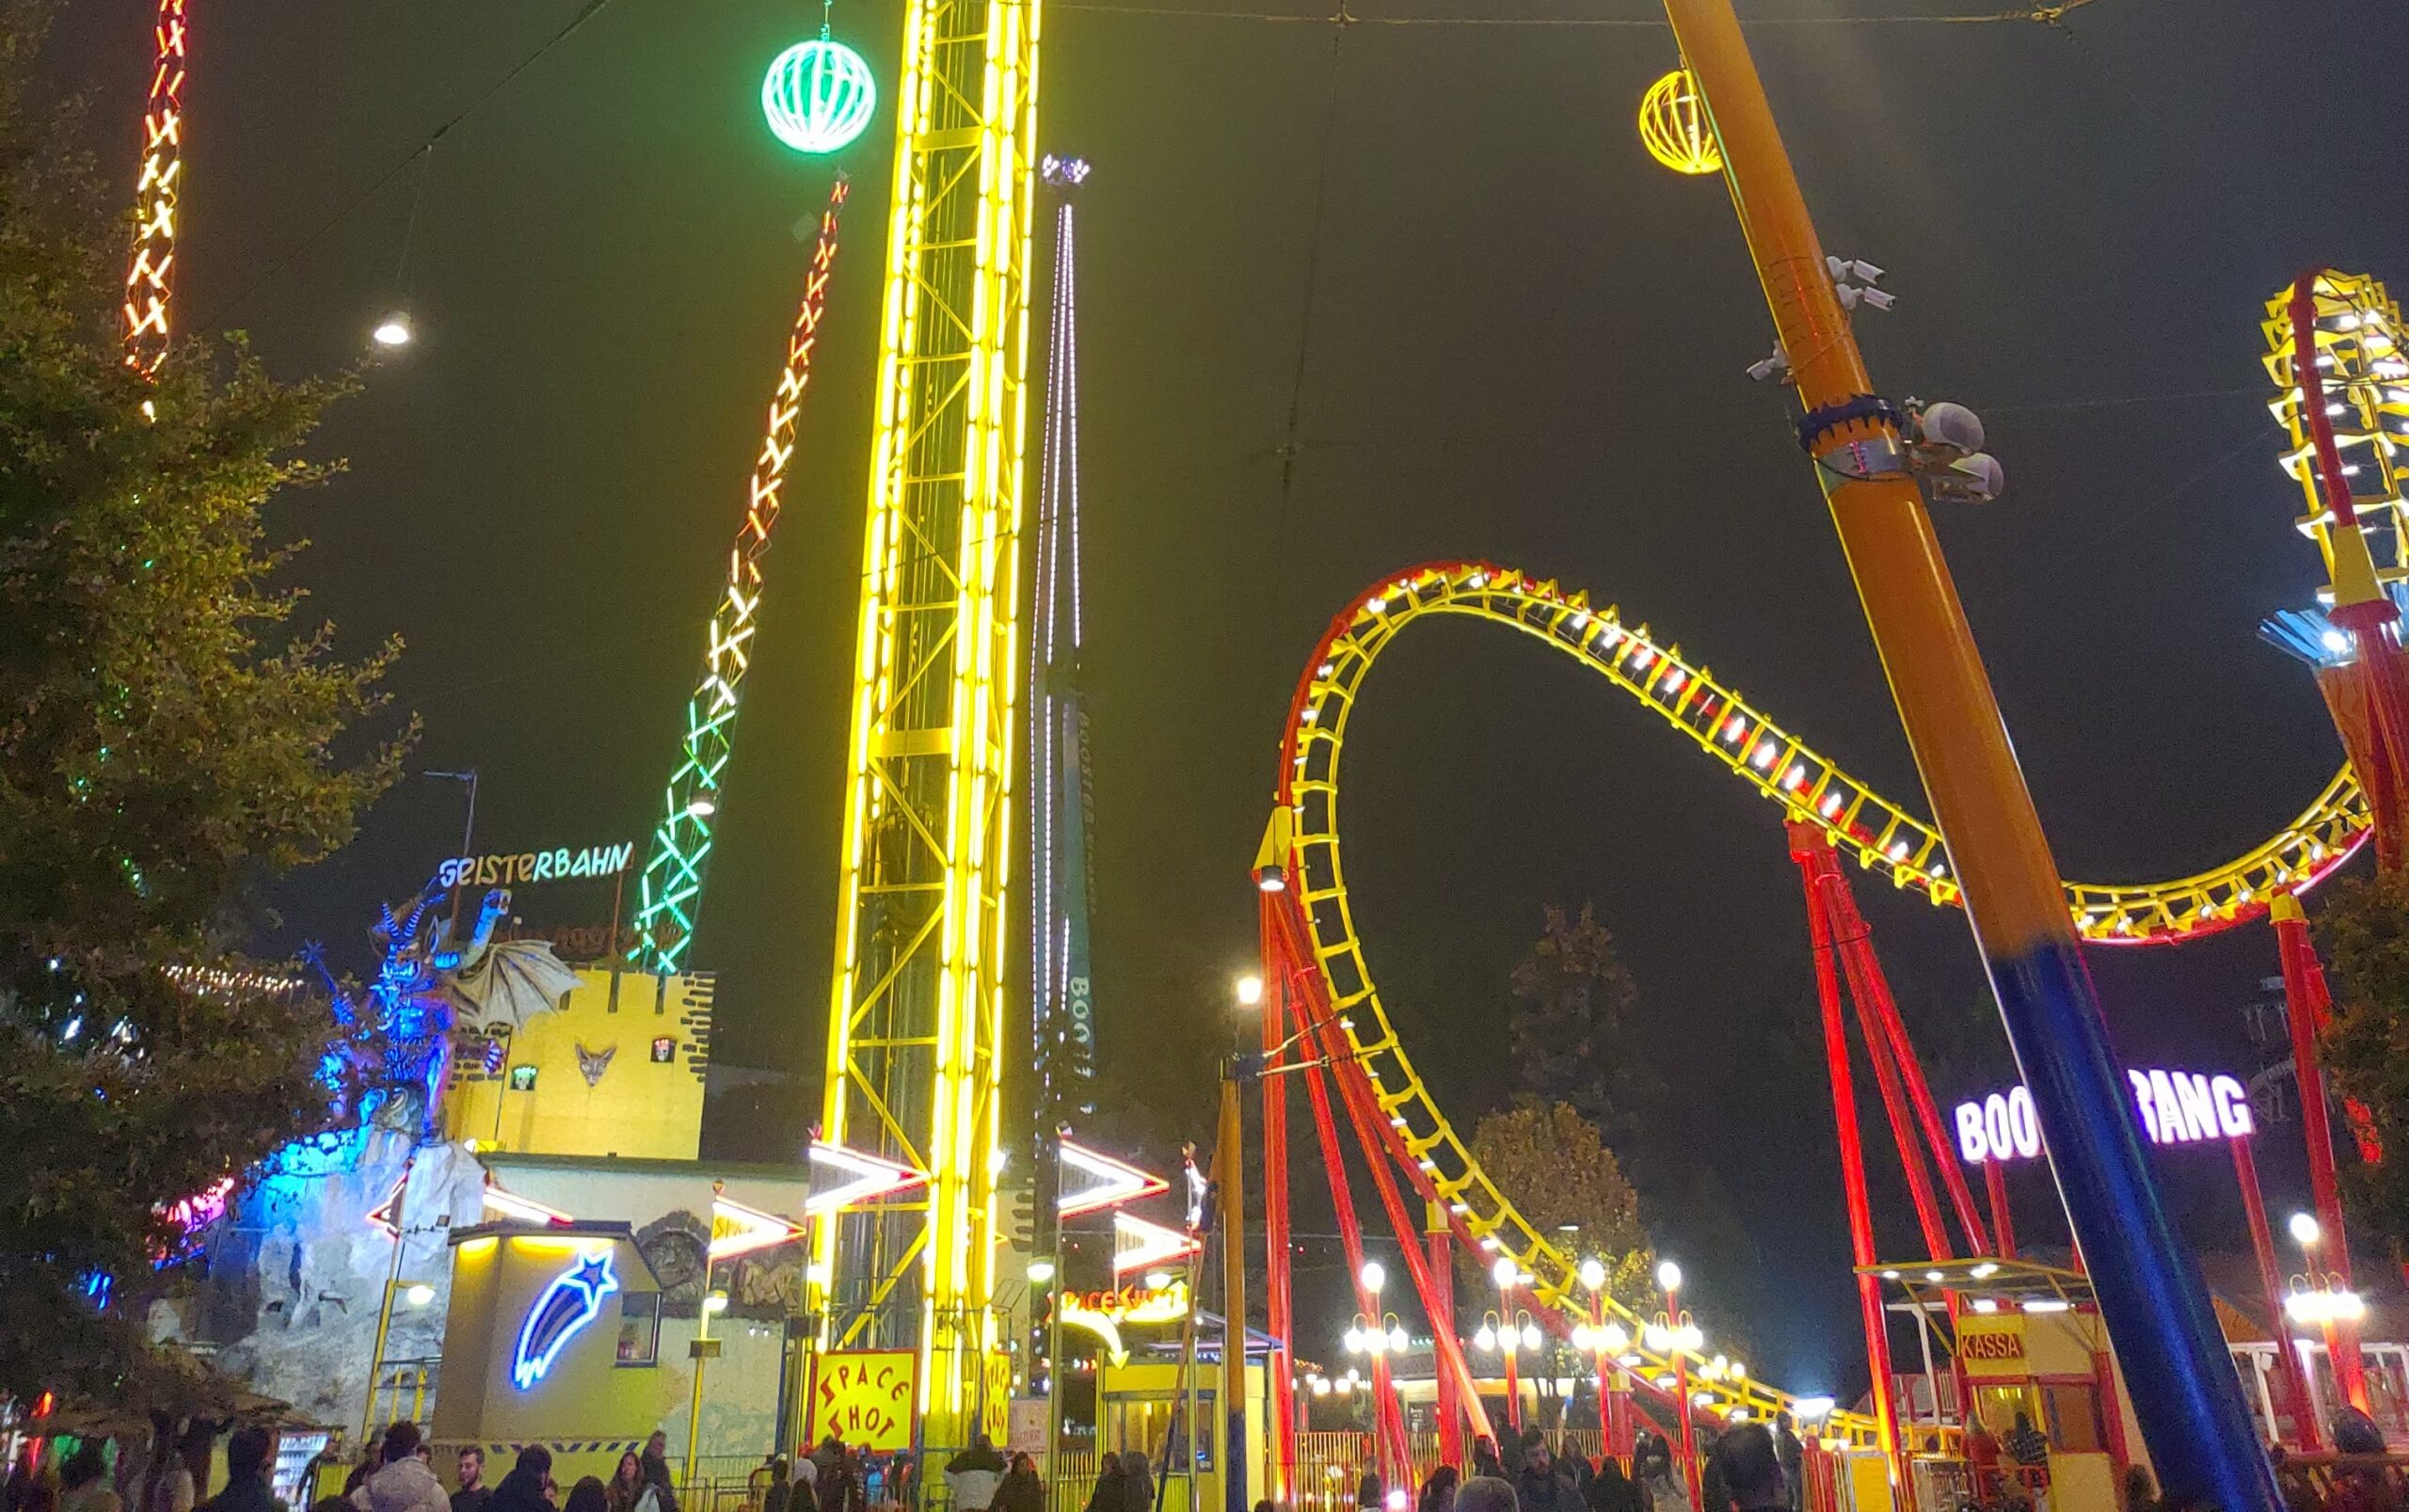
[[806, 1143, 930, 1215], [1060, 1139, 1171, 1217]]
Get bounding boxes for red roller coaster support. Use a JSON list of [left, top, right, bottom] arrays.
[[1260, 894, 1298, 1507], [1428, 1202, 1461, 1469], [1299, 1047, 1411, 1488], [2272, 895, 2372, 1411], [1790, 822, 1909, 1498], [1984, 1160, 2016, 1262], [2233, 1134, 2321, 1449]]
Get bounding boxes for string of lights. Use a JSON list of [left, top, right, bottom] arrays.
[[122, 0, 187, 375], [630, 175, 852, 975]]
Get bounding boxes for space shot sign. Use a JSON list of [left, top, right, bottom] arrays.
[[437, 842, 635, 888], [1955, 1068, 2253, 1165]]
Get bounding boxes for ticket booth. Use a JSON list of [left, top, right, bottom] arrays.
[[1095, 1357, 1269, 1512], [1872, 1260, 2146, 1512], [432, 1220, 678, 1488]]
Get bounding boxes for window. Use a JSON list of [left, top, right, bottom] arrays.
[[2041, 1381, 2104, 1455], [650, 1037, 676, 1064], [509, 1064, 538, 1091], [616, 1293, 661, 1365]]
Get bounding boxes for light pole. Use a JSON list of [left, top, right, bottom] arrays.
[[1652, 1260, 1699, 1511], [686, 1288, 727, 1490], [1572, 1258, 1633, 1458], [1491, 1257, 1525, 1432], [1358, 1260, 1396, 1485], [2286, 1212, 2369, 1433]]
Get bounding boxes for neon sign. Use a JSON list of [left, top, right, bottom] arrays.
[[511, 1249, 618, 1390], [1955, 1069, 2254, 1164], [1056, 1281, 1189, 1367], [437, 843, 634, 889]]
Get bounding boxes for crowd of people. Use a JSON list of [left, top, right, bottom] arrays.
[[1383, 1420, 1804, 1512]]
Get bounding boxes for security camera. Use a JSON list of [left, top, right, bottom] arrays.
[[1747, 344, 1792, 383], [1857, 287, 1896, 312], [1931, 452, 2003, 503]]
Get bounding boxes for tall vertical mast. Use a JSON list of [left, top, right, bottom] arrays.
[[812, 0, 1042, 1454], [630, 177, 852, 973], [1029, 154, 1098, 1128], [124, 0, 188, 375]]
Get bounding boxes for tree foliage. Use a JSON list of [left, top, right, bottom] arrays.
[[2314, 867, 2409, 1247], [1461, 1100, 1656, 1312], [0, 2, 408, 1408], [1508, 903, 1660, 1162]]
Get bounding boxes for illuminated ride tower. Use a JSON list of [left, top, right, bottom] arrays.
[[809, 0, 1042, 1457], [630, 179, 853, 974], [1023, 152, 1099, 1382], [2255, 269, 2409, 1409], [124, 0, 188, 375]]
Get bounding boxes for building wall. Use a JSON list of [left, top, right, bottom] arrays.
[[443, 968, 713, 1160]]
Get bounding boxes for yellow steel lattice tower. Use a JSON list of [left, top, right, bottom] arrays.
[[811, 0, 1040, 1452]]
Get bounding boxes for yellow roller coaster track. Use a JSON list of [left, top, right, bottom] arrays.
[[1271, 559, 2368, 1441]]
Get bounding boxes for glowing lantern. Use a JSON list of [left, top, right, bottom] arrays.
[[1638, 69, 1720, 176], [762, 37, 877, 155]]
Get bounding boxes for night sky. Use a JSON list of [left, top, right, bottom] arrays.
[[35, 0, 2409, 1397]]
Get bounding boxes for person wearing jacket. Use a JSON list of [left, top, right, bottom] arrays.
[[201, 1429, 285, 1512], [350, 1427, 447, 1512], [993, 1456, 1040, 1512], [489, 1449, 553, 1512], [942, 1440, 1005, 1512]]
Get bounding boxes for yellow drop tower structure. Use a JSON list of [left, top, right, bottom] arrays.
[[808, 0, 1042, 1459]]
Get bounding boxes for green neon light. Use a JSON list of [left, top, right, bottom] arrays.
[[762, 38, 876, 155]]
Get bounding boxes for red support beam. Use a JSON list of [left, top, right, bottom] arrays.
[[1260, 891, 1299, 1504]]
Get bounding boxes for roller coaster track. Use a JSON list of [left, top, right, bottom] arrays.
[[1268, 559, 2369, 1440]]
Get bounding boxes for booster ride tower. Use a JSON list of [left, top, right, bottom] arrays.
[[809, 0, 1043, 1456]]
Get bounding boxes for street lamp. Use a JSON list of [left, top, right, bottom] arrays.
[[1236, 974, 1265, 1008], [1654, 1258, 1699, 1511], [2289, 1212, 2322, 1249], [1577, 1258, 1632, 1455], [1355, 1259, 1396, 1485], [1490, 1257, 1527, 1429]]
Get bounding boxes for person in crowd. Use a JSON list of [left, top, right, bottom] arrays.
[[1963, 1414, 2002, 1503], [1632, 1432, 1679, 1512], [340, 1452, 377, 1505], [60, 1449, 120, 1512], [1563, 1448, 1594, 1499], [202, 1428, 285, 1512], [603, 1457, 640, 1512], [1514, 1437, 1576, 1512], [1697, 1430, 1731, 1512], [1357, 1466, 1382, 1512], [1471, 1442, 1505, 1485], [1117, 1453, 1151, 1512], [1769, 1415, 1802, 1512], [489, 1449, 552, 1512], [2003, 1412, 2048, 1470], [1078, 1462, 1123, 1512], [452, 1452, 491, 1512], [143, 1424, 198, 1512], [2336, 1407, 2388, 1456], [351, 1427, 445, 1512], [630, 1455, 675, 1512], [1418, 1465, 1460, 1512], [1712, 1426, 1787, 1512], [762, 1462, 791, 1512], [1585, 1455, 1641, 1512], [994, 1456, 1041, 1512], [1453, 1477, 1518, 1512], [943, 1438, 1005, 1512], [563, 1482, 607, 1512]]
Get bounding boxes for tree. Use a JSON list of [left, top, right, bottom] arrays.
[[0, 3, 407, 1409], [2312, 867, 2409, 1248], [1508, 903, 1661, 1160], [1462, 1100, 1655, 1311]]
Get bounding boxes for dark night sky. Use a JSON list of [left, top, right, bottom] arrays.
[[35, 0, 2409, 1395]]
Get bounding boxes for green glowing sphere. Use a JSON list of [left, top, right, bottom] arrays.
[[763, 38, 877, 155]]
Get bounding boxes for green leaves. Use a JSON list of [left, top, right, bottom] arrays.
[[0, 1, 407, 1411]]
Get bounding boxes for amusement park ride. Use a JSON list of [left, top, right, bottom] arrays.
[[99, 0, 2409, 1506]]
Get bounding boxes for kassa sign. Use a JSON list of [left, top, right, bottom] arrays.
[[1955, 1068, 2253, 1165]]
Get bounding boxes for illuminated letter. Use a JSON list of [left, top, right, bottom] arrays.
[[533, 851, 556, 882], [2172, 1073, 2217, 1145], [2211, 1074, 2254, 1138], [2008, 1086, 2041, 1158], [517, 853, 536, 884], [553, 847, 572, 878], [1984, 1093, 2014, 1164], [1956, 1102, 1989, 1164], [2146, 1069, 2187, 1143], [2130, 1069, 2160, 1142]]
